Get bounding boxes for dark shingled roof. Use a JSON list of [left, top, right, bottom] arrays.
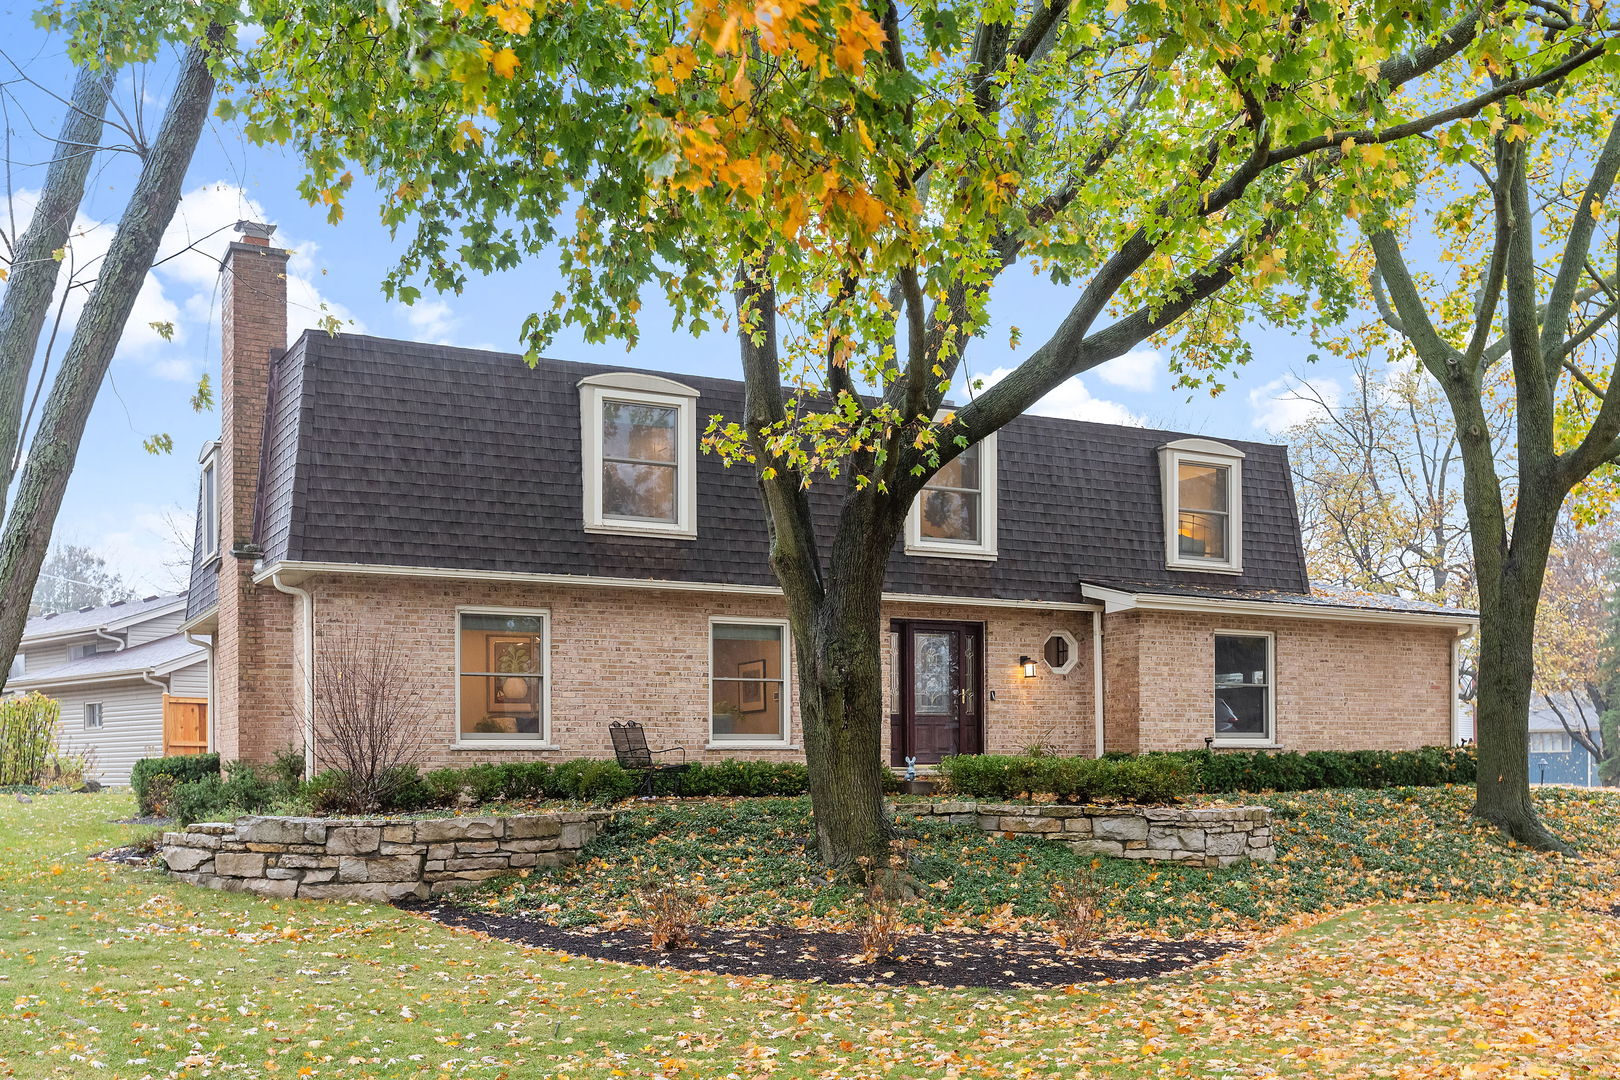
[[227, 331, 1310, 606]]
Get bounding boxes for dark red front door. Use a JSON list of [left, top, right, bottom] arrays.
[[893, 620, 983, 765]]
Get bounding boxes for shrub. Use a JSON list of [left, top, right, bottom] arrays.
[[663, 760, 811, 797], [302, 764, 431, 815], [497, 761, 553, 799], [169, 760, 284, 826], [1178, 745, 1476, 794], [0, 693, 60, 786], [936, 753, 1199, 803], [548, 759, 637, 803], [311, 635, 430, 812], [132, 753, 221, 816], [423, 767, 470, 805]]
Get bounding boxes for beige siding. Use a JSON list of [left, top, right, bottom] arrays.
[[126, 611, 185, 646], [51, 681, 166, 786], [167, 658, 210, 699]]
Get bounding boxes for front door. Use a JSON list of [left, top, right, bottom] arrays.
[[893, 620, 983, 765]]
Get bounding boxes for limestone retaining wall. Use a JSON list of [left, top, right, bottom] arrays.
[[903, 801, 1273, 867], [161, 811, 611, 902]]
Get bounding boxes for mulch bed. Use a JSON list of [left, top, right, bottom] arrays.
[[403, 902, 1242, 990]]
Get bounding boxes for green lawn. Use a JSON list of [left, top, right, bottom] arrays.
[[0, 790, 1617, 1078]]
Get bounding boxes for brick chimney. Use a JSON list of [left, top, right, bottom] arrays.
[[212, 222, 297, 763]]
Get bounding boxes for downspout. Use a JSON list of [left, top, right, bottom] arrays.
[[94, 627, 127, 652], [185, 631, 215, 752], [1451, 624, 1475, 746], [139, 670, 167, 691], [269, 572, 316, 777], [1092, 609, 1105, 758]]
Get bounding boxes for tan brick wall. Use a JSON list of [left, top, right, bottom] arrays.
[[1114, 610, 1458, 753], [214, 239, 301, 764], [1101, 610, 1142, 754], [302, 575, 1096, 770]]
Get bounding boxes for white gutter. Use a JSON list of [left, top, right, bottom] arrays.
[[269, 572, 316, 777], [94, 627, 127, 652], [140, 670, 168, 692], [1079, 582, 1479, 629], [1092, 609, 1105, 758], [185, 631, 216, 753], [252, 559, 1103, 613]]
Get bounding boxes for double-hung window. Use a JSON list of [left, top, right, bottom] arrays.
[[905, 432, 998, 560], [199, 441, 219, 560], [579, 373, 699, 539], [709, 618, 790, 745], [1159, 439, 1244, 572], [457, 609, 549, 744], [1214, 632, 1272, 744]]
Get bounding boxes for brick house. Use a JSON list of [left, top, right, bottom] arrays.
[[181, 224, 1475, 773]]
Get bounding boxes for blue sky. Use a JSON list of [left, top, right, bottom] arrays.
[[3, 23, 1335, 593]]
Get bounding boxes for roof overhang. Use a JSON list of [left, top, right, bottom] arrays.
[[8, 644, 207, 691], [1079, 582, 1478, 630], [254, 559, 1103, 613], [179, 607, 219, 635]]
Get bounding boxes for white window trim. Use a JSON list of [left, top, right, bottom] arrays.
[[707, 615, 793, 747], [1213, 628, 1274, 747], [199, 440, 220, 562], [1043, 628, 1080, 675], [905, 430, 998, 560], [579, 373, 699, 540], [453, 605, 554, 748], [1160, 438, 1244, 574], [84, 701, 103, 731]]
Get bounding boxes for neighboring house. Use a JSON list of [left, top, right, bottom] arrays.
[[1527, 694, 1605, 787], [8, 593, 210, 784], [183, 224, 1476, 774]]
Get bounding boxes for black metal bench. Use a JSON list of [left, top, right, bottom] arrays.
[[609, 721, 690, 795]]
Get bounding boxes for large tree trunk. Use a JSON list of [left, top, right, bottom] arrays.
[[0, 65, 113, 522], [795, 556, 894, 871], [0, 40, 215, 687]]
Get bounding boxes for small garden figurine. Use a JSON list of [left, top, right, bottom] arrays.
[[904, 757, 917, 783]]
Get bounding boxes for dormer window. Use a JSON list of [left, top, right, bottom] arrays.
[[578, 373, 699, 540], [1159, 438, 1244, 573], [905, 432, 998, 560], [199, 442, 219, 560]]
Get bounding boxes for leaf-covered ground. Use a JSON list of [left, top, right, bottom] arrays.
[[0, 790, 1617, 1078], [472, 786, 1620, 937]]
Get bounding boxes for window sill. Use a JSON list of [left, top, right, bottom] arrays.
[[584, 522, 697, 541], [451, 741, 560, 751], [1166, 559, 1243, 575], [904, 543, 998, 562], [705, 742, 800, 751], [1211, 740, 1281, 750]]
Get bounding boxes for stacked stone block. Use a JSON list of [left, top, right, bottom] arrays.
[[904, 801, 1274, 867], [162, 811, 610, 901]]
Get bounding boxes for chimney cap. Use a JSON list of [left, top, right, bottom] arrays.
[[235, 220, 277, 241]]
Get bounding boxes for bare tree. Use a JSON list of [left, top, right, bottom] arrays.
[[310, 634, 430, 812]]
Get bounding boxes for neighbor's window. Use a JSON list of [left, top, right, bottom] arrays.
[[84, 702, 103, 730], [1528, 732, 1572, 754], [1214, 632, 1272, 743], [6, 654, 22, 680], [579, 373, 699, 539], [905, 433, 998, 559], [458, 610, 548, 743], [710, 620, 789, 744], [200, 456, 219, 558], [1159, 439, 1244, 572]]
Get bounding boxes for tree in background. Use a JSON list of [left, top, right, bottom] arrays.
[[1344, 34, 1620, 847], [1533, 517, 1616, 777], [29, 542, 135, 616], [0, 9, 229, 693], [226, 1, 1616, 869]]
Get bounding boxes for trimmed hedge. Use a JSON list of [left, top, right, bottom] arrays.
[[937, 753, 1199, 803], [1174, 745, 1477, 793], [131, 753, 220, 816], [412, 759, 839, 806]]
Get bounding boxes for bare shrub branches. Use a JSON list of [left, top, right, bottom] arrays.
[[310, 634, 429, 813]]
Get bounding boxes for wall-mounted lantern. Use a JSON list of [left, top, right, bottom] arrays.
[[1020, 655, 1038, 678]]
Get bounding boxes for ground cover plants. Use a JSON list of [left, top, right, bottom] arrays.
[[1, 789, 1618, 1076]]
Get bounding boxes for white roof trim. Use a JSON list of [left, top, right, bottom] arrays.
[[252, 559, 1101, 612], [1159, 437, 1245, 459], [1081, 583, 1477, 629], [576, 371, 700, 397]]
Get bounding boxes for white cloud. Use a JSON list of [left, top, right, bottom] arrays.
[[59, 503, 195, 595], [1092, 348, 1163, 392], [965, 367, 1144, 427], [399, 298, 456, 343], [1249, 376, 1341, 433]]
